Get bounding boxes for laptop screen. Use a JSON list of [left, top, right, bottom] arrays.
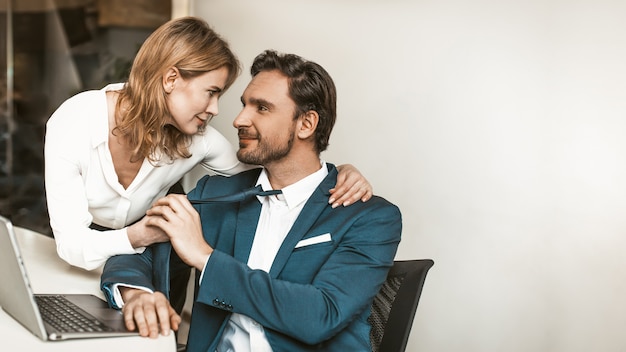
[[0, 215, 48, 340]]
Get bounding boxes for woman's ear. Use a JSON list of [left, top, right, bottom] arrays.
[[162, 67, 179, 93], [298, 110, 319, 139]]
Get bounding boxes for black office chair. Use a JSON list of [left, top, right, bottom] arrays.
[[369, 259, 434, 352]]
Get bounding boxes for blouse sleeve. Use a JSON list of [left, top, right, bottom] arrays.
[[44, 94, 138, 271]]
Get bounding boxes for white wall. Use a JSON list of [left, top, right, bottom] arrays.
[[191, 1, 626, 351]]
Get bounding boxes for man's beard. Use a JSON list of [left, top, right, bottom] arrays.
[[237, 127, 295, 165]]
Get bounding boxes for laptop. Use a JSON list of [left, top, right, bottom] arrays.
[[0, 215, 138, 341]]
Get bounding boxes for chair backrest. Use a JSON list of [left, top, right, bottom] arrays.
[[369, 259, 434, 352]]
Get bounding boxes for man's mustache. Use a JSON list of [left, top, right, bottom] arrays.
[[238, 129, 258, 139]]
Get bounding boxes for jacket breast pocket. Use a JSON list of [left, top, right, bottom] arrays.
[[294, 233, 332, 249], [280, 240, 335, 283]]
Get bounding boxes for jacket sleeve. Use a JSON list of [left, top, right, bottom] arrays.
[[100, 172, 223, 309], [100, 248, 156, 309]]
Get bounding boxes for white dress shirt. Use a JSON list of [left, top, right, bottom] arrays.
[[44, 83, 250, 270], [215, 161, 329, 352]]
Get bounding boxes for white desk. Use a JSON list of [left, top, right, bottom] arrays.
[[0, 226, 176, 351]]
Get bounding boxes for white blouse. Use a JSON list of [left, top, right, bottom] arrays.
[[44, 83, 250, 270]]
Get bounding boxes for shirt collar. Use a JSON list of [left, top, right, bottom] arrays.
[[256, 161, 328, 209], [92, 83, 126, 149]]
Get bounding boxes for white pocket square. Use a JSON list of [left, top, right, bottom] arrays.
[[295, 233, 332, 248]]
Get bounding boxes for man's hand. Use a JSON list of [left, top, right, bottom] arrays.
[[145, 194, 213, 270], [120, 287, 181, 338], [330, 164, 373, 208]]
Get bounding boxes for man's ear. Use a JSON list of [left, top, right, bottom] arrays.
[[162, 67, 179, 93], [298, 110, 319, 139]]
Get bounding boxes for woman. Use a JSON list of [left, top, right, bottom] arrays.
[[44, 17, 372, 271]]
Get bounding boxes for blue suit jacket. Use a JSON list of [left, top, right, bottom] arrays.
[[101, 163, 402, 352]]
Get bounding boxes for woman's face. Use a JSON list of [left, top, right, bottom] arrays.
[[165, 66, 230, 135]]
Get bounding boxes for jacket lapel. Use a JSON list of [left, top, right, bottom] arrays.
[[233, 198, 262, 263], [268, 165, 337, 277]]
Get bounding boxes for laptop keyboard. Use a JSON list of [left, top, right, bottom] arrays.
[[35, 295, 114, 333]]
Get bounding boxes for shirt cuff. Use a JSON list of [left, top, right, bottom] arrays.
[[111, 283, 153, 308], [119, 226, 146, 254], [198, 253, 212, 282]]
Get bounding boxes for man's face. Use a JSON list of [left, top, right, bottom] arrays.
[[234, 70, 297, 166]]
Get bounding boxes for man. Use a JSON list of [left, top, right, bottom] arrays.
[[100, 50, 402, 351]]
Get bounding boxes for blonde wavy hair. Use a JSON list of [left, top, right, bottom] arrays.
[[114, 16, 240, 163]]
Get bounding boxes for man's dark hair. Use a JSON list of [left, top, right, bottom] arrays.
[[251, 50, 337, 153]]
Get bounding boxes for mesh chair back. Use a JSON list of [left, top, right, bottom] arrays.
[[368, 259, 434, 352]]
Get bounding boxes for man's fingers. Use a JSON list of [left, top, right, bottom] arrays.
[[169, 306, 182, 332], [155, 293, 177, 336], [122, 291, 176, 338], [122, 305, 137, 332], [141, 298, 161, 338], [146, 204, 175, 219], [124, 302, 151, 337]]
